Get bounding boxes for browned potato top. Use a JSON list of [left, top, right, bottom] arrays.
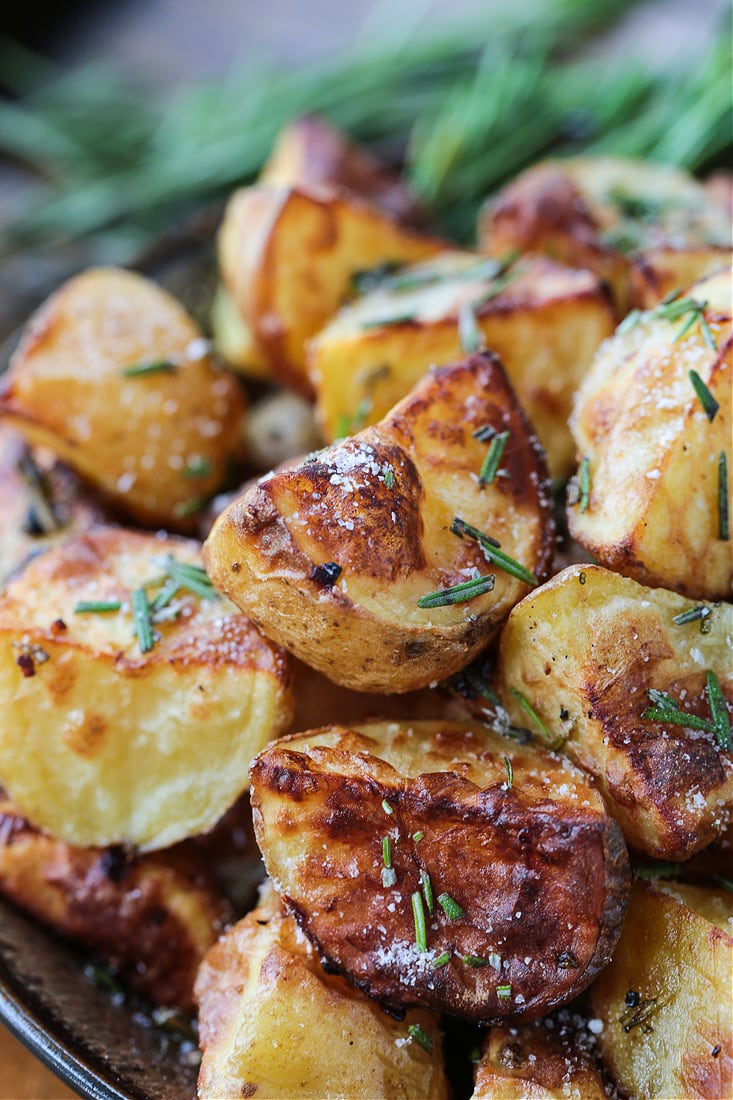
[[0, 527, 293, 850], [260, 114, 425, 228], [568, 269, 732, 600], [479, 156, 730, 311], [196, 883, 448, 1100], [0, 791, 229, 1011], [0, 267, 246, 530], [496, 564, 733, 860], [204, 353, 554, 692], [472, 1016, 611, 1099], [250, 719, 630, 1023]]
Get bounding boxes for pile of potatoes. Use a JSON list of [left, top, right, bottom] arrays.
[[0, 115, 730, 1100]]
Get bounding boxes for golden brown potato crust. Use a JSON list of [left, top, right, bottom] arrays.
[[217, 184, 442, 392], [591, 880, 733, 1100], [0, 267, 246, 530], [204, 353, 554, 693], [478, 157, 731, 312], [250, 719, 630, 1023], [195, 884, 448, 1100], [568, 270, 732, 600], [261, 114, 425, 228], [0, 792, 229, 1011], [0, 527, 293, 850], [496, 565, 733, 860], [472, 1017, 610, 1099]]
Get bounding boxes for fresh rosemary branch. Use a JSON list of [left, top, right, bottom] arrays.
[[0, 0, 728, 258]]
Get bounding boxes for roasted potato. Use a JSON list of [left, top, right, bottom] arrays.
[[0, 425, 107, 584], [195, 882, 448, 1100], [250, 719, 630, 1023], [204, 353, 554, 693], [0, 267, 247, 530], [217, 184, 442, 393], [629, 246, 733, 309], [308, 251, 614, 477], [472, 1015, 610, 1099], [0, 791, 229, 1011], [567, 267, 732, 600], [260, 114, 425, 228], [241, 390, 321, 472], [478, 156, 731, 313], [495, 564, 733, 860], [591, 879, 733, 1100], [0, 527, 293, 850]]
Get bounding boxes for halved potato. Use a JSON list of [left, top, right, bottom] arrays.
[[591, 879, 733, 1100], [472, 1017, 610, 1099], [260, 114, 425, 228], [204, 353, 554, 693], [0, 527, 292, 850], [0, 791, 229, 1010], [0, 267, 247, 530], [250, 719, 630, 1023], [495, 564, 733, 860], [195, 883, 448, 1100], [0, 425, 107, 584], [217, 184, 443, 393], [308, 252, 614, 477], [567, 268, 732, 600], [478, 156, 731, 313]]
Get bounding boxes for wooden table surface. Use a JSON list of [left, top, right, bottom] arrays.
[[0, 1024, 76, 1099]]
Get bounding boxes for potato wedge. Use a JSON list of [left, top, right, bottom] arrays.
[[250, 719, 630, 1023], [260, 114, 425, 228], [195, 882, 448, 1100], [496, 564, 733, 860], [204, 353, 554, 693], [217, 184, 442, 393], [567, 268, 732, 600], [591, 879, 733, 1100], [0, 425, 107, 584], [0, 527, 292, 850], [478, 156, 731, 313], [308, 252, 615, 477], [0, 791, 229, 1010], [472, 1016, 610, 1099], [0, 267, 246, 530]]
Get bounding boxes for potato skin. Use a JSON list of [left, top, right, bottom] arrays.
[[472, 1017, 610, 1099], [591, 880, 733, 1100], [0, 527, 293, 850], [250, 719, 630, 1023], [496, 564, 733, 860], [568, 269, 732, 600], [308, 253, 615, 478], [0, 267, 246, 531], [0, 791, 229, 1011], [204, 353, 554, 693], [195, 883, 448, 1100], [217, 184, 442, 393], [478, 157, 731, 312], [260, 114, 425, 228]]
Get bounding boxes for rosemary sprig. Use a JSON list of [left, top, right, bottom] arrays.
[[458, 301, 484, 353], [578, 457, 591, 513], [419, 869, 435, 916], [672, 605, 711, 627], [688, 370, 719, 421], [407, 1023, 433, 1054], [160, 557, 218, 600], [719, 452, 729, 541], [121, 360, 178, 377], [450, 517, 537, 586], [417, 574, 495, 608], [642, 673, 730, 750], [131, 588, 155, 653], [412, 890, 428, 953], [437, 893, 464, 920], [509, 686, 558, 747], [74, 600, 122, 614], [634, 860, 682, 880], [479, 430, 509, 486]]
